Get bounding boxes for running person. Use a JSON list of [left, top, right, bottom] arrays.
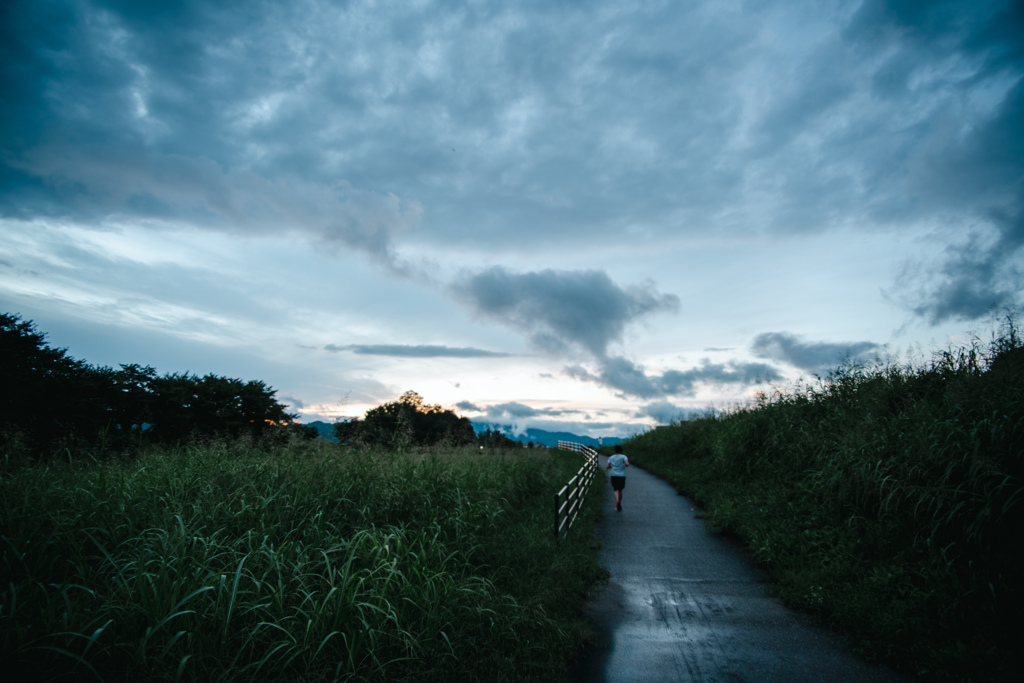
[[606, 445, 629, 511]]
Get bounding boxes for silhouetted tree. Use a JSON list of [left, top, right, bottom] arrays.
[[332, 416, 364, 444], [1, 313, 303, 452], [477, 428, 521, 450], [108, 364, 158, 433], [338, 391, 476, 447], [146, 373, 295, 442], [1, 313, 108, 447]]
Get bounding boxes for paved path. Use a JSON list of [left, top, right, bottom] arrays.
[[569, 455, 910, 683]]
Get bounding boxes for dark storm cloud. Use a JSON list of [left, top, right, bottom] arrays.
[[453, 267, 679, 357], [905, 203, 1024, 323], [750, 0, 1024, 215], [731, 1, 1024, 320], [751, 332, 882, 372], [897, 70, 1024, 323], [475, 403, 581, 423], [0, 0, 840, 247], [325, 344, 509, 358], [567, 355, 781, 400], [635, 401, 699, 425], [0, 0, 422, 270], [840, 0, 1024, 319], [908, 77, 1024, 320], [480, 402, 574, 421], [2, 0, 1022, 322]]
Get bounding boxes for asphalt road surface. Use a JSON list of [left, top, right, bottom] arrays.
[[568, 455, 911, 683]]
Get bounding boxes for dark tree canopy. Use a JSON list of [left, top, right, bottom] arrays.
[[2, 313, 108, 443], [335, 391, 476, 447], [1, 313, 309, 453], [477, 428, 522, 450]]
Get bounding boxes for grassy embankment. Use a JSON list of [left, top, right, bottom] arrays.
[[0, 440, 606, 681], [622, 323, 1023, 681]]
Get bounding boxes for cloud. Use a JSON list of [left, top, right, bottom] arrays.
[[325, 343, 510, 358], [472, 418, 643, 441], [455, 401, 480, 412], [636, 400, 690, 425], [482, 402, 571, 420], [751, 332, 881, 372], [567, 355, 781, 399], [4, 0, 1021, 271], [453, 267, 679, 357], [470, 402, 591, 440], [4, 0, 1024, 427], [10, 146, 423, 272], [0, 0, 427, 272], [836, 0, 1024, 322], [904, 204, 1024, 326]]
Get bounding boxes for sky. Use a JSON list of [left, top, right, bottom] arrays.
[[2, 0, 1022, 438]]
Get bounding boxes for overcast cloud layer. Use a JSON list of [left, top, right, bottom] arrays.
[[2, 0, 1022, 436]]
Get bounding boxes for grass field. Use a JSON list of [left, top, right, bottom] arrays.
[[621, 322, 1023, 682], [0, 440, 606, 681]]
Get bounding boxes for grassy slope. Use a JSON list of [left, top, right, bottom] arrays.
[[623, 332, 1023, 682], [0, 441, 605, 682]]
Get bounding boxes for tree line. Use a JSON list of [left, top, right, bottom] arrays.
[[1, 313, 313, 454], [333, 390, 523, 450], [2, 312, 532, 455]]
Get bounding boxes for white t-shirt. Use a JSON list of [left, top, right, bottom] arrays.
[[608, 453, 628, 477]]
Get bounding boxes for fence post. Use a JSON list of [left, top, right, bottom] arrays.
[[554, 491, 560, 539]]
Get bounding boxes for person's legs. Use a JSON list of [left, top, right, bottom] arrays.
[[611, 476, 626, 510]]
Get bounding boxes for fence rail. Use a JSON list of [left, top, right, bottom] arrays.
[[554, 441, 599, 541]]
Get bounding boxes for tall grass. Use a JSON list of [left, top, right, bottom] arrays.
[[625, 321, 1023, 682], [0, 439, 605, 681]]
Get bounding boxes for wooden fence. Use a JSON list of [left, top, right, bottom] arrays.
[[553, 440, 599, 541]]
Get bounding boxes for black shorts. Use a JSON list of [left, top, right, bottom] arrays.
[[610, 476, 626, 491]]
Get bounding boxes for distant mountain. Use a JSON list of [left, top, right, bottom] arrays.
[[471, 421, 625, 448], [301, 419, 626, 448]]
